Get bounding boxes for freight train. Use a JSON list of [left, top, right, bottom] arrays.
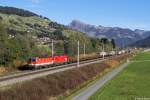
[[27, 49, 131, 69]]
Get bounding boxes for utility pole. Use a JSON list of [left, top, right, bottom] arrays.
[[102, 41, 105, 59], [84, 43, 85, 57], [77, 40, 80, 67], [51, 39, 54, 57]]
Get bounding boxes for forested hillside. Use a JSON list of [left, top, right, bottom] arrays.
[[0, 6, 38, 17], [0, 6, 114, 68]]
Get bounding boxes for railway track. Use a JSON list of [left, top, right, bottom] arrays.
[[0, 55, 121, 87]]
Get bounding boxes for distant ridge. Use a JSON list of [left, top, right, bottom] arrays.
[[69, 20, 150, 47], [130, 36, 150, 47], [0, 6, 38, 17]]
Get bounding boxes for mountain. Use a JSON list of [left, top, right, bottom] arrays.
[[130, 36, 150, 47], [69, 20, 150, 47]]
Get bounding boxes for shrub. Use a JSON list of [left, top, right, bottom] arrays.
[[104, 60, 120, 68]]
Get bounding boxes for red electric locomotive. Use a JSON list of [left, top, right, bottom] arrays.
[[28, 55, 69, 68]]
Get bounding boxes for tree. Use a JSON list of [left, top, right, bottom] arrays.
[[90, 38, 97, 48], [0, 22, 36, 67], [111, 39, 116, 49], [101, 38, 109, 44], [49, 22, 65, 30], [0, 22, 10, 66], [63, 38, 70, 54], [0, 16, 3, 20], [0, 6, 38, 17], [53, 29, 64, 40]]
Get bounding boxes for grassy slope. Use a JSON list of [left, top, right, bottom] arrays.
[[0, 13, 113, 53], [0, 13, 52, 34], [0, 13, 91, 51], [0, 13, 91, 42], [90, 52, 150, 100], [63, 29, 93, 51]]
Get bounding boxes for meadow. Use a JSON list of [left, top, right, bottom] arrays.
[[90, 52, 150, 100]]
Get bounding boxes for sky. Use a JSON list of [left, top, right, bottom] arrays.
[[0, 0, 150, 30]]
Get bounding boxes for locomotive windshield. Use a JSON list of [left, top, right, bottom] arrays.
[[29, 58, 36, 62]]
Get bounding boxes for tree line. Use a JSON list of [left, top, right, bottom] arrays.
[[0, 6, 38, 17]]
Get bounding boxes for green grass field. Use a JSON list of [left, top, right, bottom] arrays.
[[89, 52, 150, 100], [132, 52, 150, 61]]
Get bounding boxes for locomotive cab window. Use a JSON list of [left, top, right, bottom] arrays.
[[29, 58, 36, 62], [32, 58, 36, 62]]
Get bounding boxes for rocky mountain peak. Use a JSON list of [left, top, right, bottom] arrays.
[[69, 20, 150, 47]]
